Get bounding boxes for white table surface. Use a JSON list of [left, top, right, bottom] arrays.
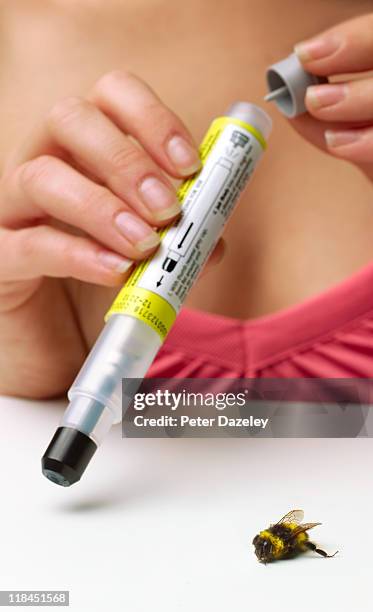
[[0, 394, 372, 611]]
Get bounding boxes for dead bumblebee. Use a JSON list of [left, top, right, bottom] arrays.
[[252, 509, 338, 563]]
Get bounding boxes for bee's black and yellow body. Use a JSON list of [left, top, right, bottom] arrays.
[[252, 510, 338, 563], [253, 522, 309, 562]]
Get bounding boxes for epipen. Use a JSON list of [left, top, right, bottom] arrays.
[[41, 102, 272, 486]]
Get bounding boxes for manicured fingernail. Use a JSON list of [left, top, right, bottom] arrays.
[[166, 135, 201, 176], [139, 176, 181, 220], [151, 202, 182, 221], [115, 211, 160, 252], [325, 129, 362, 148], [307, 84, 347, 109], [98, 251, 133, 273], [294, 36, 341, 63]]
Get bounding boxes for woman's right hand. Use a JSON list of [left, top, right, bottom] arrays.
[[0, 71, 204, 398], [291, 13, 373, 183]]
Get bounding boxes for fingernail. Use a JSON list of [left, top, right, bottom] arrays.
[[166, 135, 201, 176], [307, 84, 347, 109], [115, 211, 160, 252], [294, 36, 341, 63], [325, 129, 362, 148], [98, 251, 133, 273], [139, 176, 181, 220]]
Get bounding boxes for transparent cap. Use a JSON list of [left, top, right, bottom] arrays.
[[227, 101, 272, 142]]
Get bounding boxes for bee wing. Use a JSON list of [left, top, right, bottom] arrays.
[[290, 522, 322, 538], [276, 509, 304, 525]]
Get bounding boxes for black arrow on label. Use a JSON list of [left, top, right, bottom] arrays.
[[178, 223, 194, 249], [156, 275, 164, 287]]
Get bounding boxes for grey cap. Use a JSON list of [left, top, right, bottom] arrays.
[[265, 52, 326, 118]]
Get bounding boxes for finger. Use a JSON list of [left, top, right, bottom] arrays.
[[90, 70, 201, 178], [6, 71, 201, 182], [206, 238, 226, 268], [0, 225, 134, 286], [198, 239, 226, 279], [2, 155, 162, 260], [305, 77, 373, 123], [46, 96, 182, 224], [325, 125, 373, 164], [291, 112, 353, 154], [290, 111, 373, 172], [294, 14, 373, 75]]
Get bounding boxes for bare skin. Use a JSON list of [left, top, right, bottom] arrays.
[[0, 0, 373, 398]]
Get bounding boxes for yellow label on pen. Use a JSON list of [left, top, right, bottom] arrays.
[[105, 115, 266, 339], [105, 286, 176, 340]]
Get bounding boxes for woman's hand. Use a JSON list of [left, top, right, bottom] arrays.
[[1, 71, 203, 289], [290, 13, 373, 182], [0, 71, 224, 398]]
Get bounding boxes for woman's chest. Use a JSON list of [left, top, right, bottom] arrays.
[[0, 0, 273, 165]]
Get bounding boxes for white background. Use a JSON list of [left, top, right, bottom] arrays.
[[0, 395, 371, 611]]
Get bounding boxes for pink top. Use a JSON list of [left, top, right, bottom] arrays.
[[147, 262, 373, 378]]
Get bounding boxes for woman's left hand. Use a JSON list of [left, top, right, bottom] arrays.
[[290, 13, 373, 182]]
